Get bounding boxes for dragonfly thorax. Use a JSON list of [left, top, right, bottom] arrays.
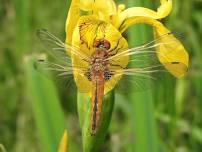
[[90, 50, 108, 73], [85, 39, 112, 81]]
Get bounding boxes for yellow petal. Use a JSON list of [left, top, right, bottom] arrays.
[[95, 0, 116, 16], [118, 16, 188, 78], [72, 15, 129, 96], [158, 0, 172, 18], [65, 0, 80, 44], [79, 0, 93, 11], [116, 0, 172, 28], [118, 4, 125, 13], [57, 130, 68, 152], [154, 29, 189, 78], [79, 0, 116, 21]]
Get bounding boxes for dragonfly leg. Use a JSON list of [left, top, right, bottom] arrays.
[[84, 69, 92, 81], [104, 70, 113, 81]]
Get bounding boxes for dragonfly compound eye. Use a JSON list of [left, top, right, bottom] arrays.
[[103, 39, 110, 50], [93, 40, 101, 48], [93, 39, 111, 50]]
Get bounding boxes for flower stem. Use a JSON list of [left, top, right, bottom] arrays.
[[126, 0, 159, 152]]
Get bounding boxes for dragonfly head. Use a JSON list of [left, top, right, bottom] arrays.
[[93, 39, 111, 50]]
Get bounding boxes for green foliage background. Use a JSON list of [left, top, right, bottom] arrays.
[[0, 0, 202, 152]]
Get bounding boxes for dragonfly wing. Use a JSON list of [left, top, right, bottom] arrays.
[[109, 32, 188, 78], [36, 29, 71, 65], [34, 59, 74, 88], [107, 33, 188, 93], [109, 61, 166, 93], [36, 29, 90, 65], [114, 75, 156, 93], [36, 29, 91, 93], [114, 63, 187, 93]]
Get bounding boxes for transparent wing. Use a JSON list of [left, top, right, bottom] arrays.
[[108, 62, 167, 93], [34, 59, 73, 76], [34, 59, 75, 88], [106, 32, 187, 92], [36, 28, 90, 64], [107, 32, 183, 62], [35, 29, 90, 92]]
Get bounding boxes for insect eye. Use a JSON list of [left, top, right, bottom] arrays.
[[93, 40, 101, 48], [103, 40, 110, 50], [93, 39, 111, 50]]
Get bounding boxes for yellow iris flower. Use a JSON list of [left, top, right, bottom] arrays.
[[65, 0, 189, 95]]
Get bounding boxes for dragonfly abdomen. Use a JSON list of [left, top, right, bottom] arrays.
[[91, 74, 104, 135]]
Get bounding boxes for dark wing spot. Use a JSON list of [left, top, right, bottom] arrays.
[[171, 61, 180, 64], [38, 59, 45, 62]]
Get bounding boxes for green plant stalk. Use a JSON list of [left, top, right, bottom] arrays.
[[77, 92, 114, 152], [126, 0, 159, 152], [0, 144, 7, 152], [14, 0, 30, 55], [167, 0, 192, 147], [13, 0, 33, 151], [25, 57, 65, 152]]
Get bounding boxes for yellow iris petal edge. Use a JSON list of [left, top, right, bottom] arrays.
[[118, 16, 188, 78]]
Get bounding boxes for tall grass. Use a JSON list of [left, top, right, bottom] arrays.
[[14, 0, 67, 151], [125, 0, 159, 152], [25, 57, 65, 152]]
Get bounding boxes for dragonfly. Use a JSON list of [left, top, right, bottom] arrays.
[[36, 28, 186, 135]]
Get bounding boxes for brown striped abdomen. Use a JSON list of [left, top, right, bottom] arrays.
[[90, 74, 105, 135]]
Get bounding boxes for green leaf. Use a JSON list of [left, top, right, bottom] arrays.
[[24, 56, 65, 152], [126, 0, 159, 151], [0, 144, 7, 152]]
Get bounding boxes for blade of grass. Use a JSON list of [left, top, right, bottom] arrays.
[[77, 92, 114, 152], [14, 0, 30, 55], [126, 0, 159, 152], [0, 144, 7, 152], [24, 56, 65, 152], [13, 0, 35, 151]]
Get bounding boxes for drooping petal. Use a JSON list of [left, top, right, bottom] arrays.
[[57, 130, 68, 152], [71, 15, 129, 96], [116, 0, 172, 28], [119, 16, 188, 78], [65, 0, 80, 44], [154, 28, 188, 78], [158, 0, 172, 18], [79, 0, 117, 22]]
